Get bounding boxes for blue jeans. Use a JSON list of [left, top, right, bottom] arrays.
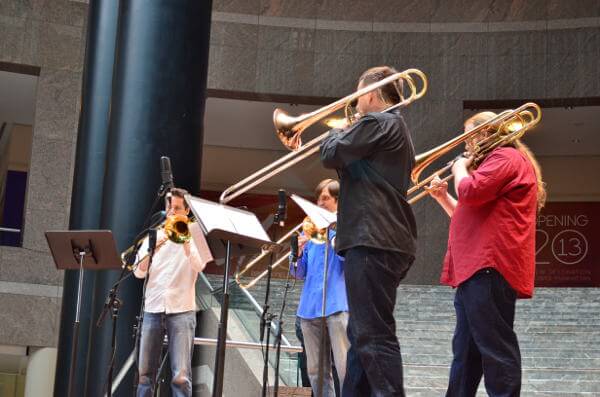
[[301, 311, 350, 397], [446, 268, 521, 397], [137, 311, 196, 397]]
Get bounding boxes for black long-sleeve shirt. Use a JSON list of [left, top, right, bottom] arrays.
[[320, 110, 417, 257]]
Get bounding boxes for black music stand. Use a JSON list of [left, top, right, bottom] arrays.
[[184, 195, 279, 397], [45, 230, 122, 397]]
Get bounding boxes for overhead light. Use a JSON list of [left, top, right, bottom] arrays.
[[325, 118, 347, 129]]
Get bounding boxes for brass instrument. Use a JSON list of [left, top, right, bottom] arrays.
[[219, 69, 428, 204], [301, 216, 327, 244], [164, 214, 192, 243], [121, 214, 192, 270], [235, 222, 303, 289], [274, 69, 428, 151], [406, 102, 542, 204], [235, 216, 330, 289]]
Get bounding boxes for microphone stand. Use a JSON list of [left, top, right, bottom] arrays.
[[97, 265, 131, 397], [273, 251, 297, 397], [260, 254, 276, 397], [316, 226, 331, 397], [261, 193, 286, 397], [100, 182, 170, 397]]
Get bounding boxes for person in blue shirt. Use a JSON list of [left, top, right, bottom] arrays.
[[291, 178, 349, 397]]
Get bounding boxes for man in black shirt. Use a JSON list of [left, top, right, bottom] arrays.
[[320, 66, 417, 396]]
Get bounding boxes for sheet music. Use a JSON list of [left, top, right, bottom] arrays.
[[291, 194, 337, 230], [187, 197, 233, 233], [227, 207, 270, 240], [188, 222, 215, 266], [185, 195, 271, 243]]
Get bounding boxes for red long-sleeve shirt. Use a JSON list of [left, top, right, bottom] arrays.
[[441, 146, 538, 298]]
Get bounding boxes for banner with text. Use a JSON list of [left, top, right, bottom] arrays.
[[535, 202, 599, 287]]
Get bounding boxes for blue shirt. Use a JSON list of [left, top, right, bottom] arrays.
[[290, 230, 348, 319]]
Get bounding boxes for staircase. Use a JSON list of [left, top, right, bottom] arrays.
[[247, 279, 600, 396], [395, 286, 600, 396]]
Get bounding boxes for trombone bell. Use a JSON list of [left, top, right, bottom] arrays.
[[272, 69, 428, 152]]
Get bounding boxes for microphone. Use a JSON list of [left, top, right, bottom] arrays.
[[290, 234, 299, 266], [148, 228, 157, 254], [149, 210, 166, 228], [160, 156, 174, 190], [274, 189, 287, 227]]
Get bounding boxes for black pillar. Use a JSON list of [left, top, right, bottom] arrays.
[[54, 1, 119, 396], [84, 1, 212, 396]]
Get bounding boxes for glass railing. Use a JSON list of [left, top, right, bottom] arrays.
[[197, 273, 303, 387]]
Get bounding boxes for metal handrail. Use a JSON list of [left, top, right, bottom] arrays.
[[239, 284, 294, 347], [0, 227, 20, 233], [199, 273, 294, 347], [109, 336, 303, 396]]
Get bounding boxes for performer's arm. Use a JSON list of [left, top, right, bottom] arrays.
[[184, 240, 207, 273], [453, 151, 515, 205], [290, 236, 309, 279], [320, 116, 384, 169], [428, 175, 457, 217], [133, 260, 148, 279], [133, 232, 167, 278]]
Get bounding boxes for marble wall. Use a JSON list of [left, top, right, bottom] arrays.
[[0, 0, 86, 347], [0, 0, 599, 347], [207, 0, 600, 284]]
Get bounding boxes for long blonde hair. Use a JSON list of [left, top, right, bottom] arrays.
[[464, 112, 547, 210]]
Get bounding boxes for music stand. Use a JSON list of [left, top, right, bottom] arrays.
[[45, 230, 122, 397], [291, 195, 337, 397], [184, 195, 279, 397]]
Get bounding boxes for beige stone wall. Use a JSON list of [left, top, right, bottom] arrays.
[[0, 0, 87, 347], [207, 0, 600, 284], [1, 0, 599, 347]]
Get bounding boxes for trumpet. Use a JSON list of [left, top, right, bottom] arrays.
[[406, 102, 542, 204], [121, 214, 192, 270], [219, 69, 427, 204]]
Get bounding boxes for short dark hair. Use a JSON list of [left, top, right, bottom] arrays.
[[167, 187, 190, 209], [359, 66, 402, 105], [315, 179, 339, 200]]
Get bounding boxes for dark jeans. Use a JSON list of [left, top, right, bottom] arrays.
[[447, 268, 521, 397], [342, 246, 413, 397]]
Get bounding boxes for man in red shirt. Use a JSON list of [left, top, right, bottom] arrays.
[[428, 111, 546, 396]]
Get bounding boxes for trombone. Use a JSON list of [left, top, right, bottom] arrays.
[[121, 214, 193, 270], [235, 222, 303, 289], [219, 69, 427, 204], [405, 102, 542, 204], [235, 217, 329, 289]]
